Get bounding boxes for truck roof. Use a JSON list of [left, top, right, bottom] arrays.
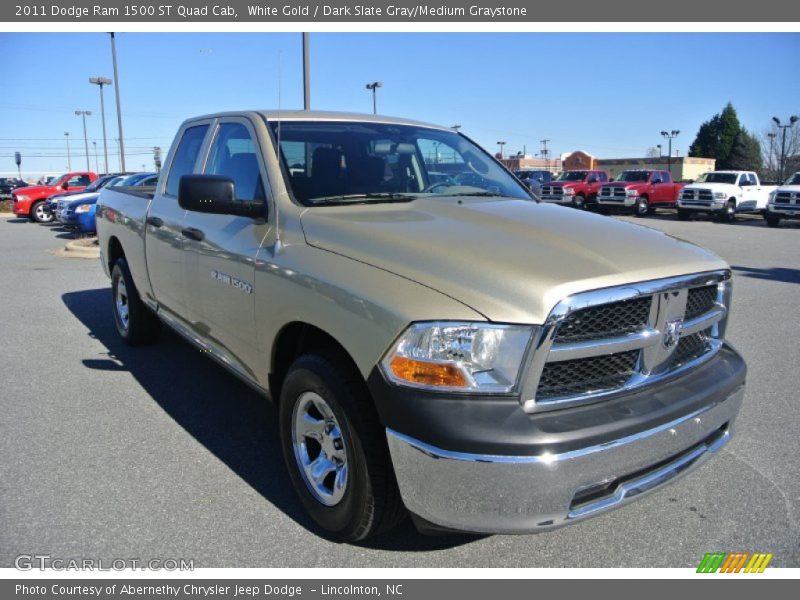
[[183, 110, 452, 132]]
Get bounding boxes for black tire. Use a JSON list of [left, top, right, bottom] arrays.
[[596, 205, 610, 215], [765, 214, 781, 228], [634, 196, 650, 217], [279, 354, 404, 541], [30, 200, 54, 223], [716, 199, 736, 223], [572, 194, 586, 210], [677, 209, 691, 221], [111, 257, 160, 346]]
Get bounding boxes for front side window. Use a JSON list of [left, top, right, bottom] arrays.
[[165, 124, 209, 197], [269, 120, 530, 205], [205, 122, 266, 203]]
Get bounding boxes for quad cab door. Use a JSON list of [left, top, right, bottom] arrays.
[[181, 117, 273, 380], [146, 121, 212, 319]]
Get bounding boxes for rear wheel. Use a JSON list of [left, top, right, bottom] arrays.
[[634, 197, 650, 217], [677, 209, 691, 221], [31, 201, 54, 223], [111, 257, 160, 345], [279, 354, 404, 541], [765, 214, 781, 228]]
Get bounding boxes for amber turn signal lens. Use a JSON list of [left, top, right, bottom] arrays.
[[389, 356, 468, 388]]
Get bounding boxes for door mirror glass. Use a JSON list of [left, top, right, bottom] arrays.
[[651, 177, 662, 185], [178, 175, 263, 219]]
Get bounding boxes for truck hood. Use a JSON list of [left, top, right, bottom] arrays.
[[683, 182, 737, 191], [544, 181, 582, 188], [300, 197, 728, 324], [776, 185, 800, 193], [604, 181, 645, 189], [13, 185, 57, 197]]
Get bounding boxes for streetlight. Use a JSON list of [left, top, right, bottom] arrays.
[[365, 81, 382, 115], [64, 132, 71, 170], [660, 130, 680, 176], [657, 144, 662, 158], [767, 132, 777, 178], [497, 141, 506, 159], [75, 110, 92, 172], [92, 141, 99, 173], [772, 115, 799, 183], [109, 33, 126, 171], [89, 76, 112, 174]]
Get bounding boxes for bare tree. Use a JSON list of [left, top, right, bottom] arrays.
[[762, 121, 800, 183], [645, 146, 661, 158]]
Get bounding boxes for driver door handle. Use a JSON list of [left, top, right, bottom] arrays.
[[146, 216, 163, 228], [181, 227, 205, 242]]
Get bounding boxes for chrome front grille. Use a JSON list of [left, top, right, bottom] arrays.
[[521, 271, 731, 412], [774, 191, 797, 205], [681, 188, 713, 203], [554, 296, 651, 343], [537, 351, 639, 400], [541, 185, 563, 197], [600, 186, 626, 199]]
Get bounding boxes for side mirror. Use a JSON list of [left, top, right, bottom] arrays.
[[178, 175, 264, 219], [588, 177, 597, 184], [651, 178, 662, 185], [62, 183, 69, 190]]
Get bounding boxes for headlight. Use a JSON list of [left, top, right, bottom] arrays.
[[75, 204, 92, 214], [625, 188, 639, 197], [16, 194, 29, 202], [713, 191, 726, 199], [767, 191, 775, 206], [381, 322, 535, 393], [561, 187, 575, 195]]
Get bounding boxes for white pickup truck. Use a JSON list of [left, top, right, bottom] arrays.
[[765, 171, 800, 228], [677, 171, 777, 223]]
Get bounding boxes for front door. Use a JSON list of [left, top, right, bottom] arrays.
[[181, 118, 272, 378]]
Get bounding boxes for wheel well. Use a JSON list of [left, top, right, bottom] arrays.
[[270, 322, 363, 403], [107, 236, 124, 271]]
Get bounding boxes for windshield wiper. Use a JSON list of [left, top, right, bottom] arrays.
[[445, 191, 502, 197], [309, 193, 417, 205]]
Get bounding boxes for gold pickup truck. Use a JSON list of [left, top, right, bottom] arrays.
[[96, 111, 746, 541]]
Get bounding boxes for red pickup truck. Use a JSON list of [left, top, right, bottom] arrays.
[[12, 171, 97, 223], [539, 170, 610, 209], [596, 169, 685, 216]]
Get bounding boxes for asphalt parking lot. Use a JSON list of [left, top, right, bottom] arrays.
[[1, 211, 798, 568]]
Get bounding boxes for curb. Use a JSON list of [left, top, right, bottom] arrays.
[[54, 238, 101, 259]]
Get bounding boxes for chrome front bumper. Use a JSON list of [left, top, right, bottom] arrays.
[[597, 196, 635, 207], [386, 384, 743, 534]]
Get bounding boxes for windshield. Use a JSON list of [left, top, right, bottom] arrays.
[[696, 172, 738, 184], [269, 120, 531, 205], [616, 171, 651, 182], [556, 171, 588, 182], [784, 173, 800, 185], [118, 173, 155, 186]]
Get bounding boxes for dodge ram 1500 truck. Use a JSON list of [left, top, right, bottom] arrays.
[[97, 111, 746, 541], [12, 170, 97, 222], [765, 171, 800, 227], [539, 170, 609, 209], [596, 169, 685, 216], [677, 171, 777, 223]]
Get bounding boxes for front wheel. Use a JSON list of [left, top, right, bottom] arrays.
[[634, 197, 650, 217], [716, 199, 736, 223], [572, 194, 586, 210], [765, 214, 781, 228], [111, 258, 160, 345], [31, 201, 54, 223], [279, 354, 404, 541]]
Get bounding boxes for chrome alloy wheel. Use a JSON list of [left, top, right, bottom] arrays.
[[114, 277, 130, 332], [34, 202, 53, 223], [292, 391, 349, 506]]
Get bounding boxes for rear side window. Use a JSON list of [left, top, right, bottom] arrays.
[[662, 171, 671, 183], [165, 124, 209, 197]]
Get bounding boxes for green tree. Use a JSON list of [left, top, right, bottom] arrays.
[[688, 103, 754, 170], [729, 130, 763, 173]]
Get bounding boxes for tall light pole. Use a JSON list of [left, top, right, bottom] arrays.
[[540, 138, 550, 171], [89, 76, 112, 174], [365, 81, 382, 115], [92, 141, 99, 173], [75, 110, 92, 171], [660, 130, 680, 176], [302, 33, 310, 110], [767, 132, 777, 177], [64, 132, 72, 170], [497, 141, 507, 159], [772, 116, 799, 183], [109, 33, 126, 171]]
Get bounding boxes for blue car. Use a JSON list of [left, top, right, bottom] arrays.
[[58, 172, 157, 234]]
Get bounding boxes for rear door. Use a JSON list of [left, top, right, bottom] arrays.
[[146, 121, 212, 319], [181, 117, 272, 376]]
